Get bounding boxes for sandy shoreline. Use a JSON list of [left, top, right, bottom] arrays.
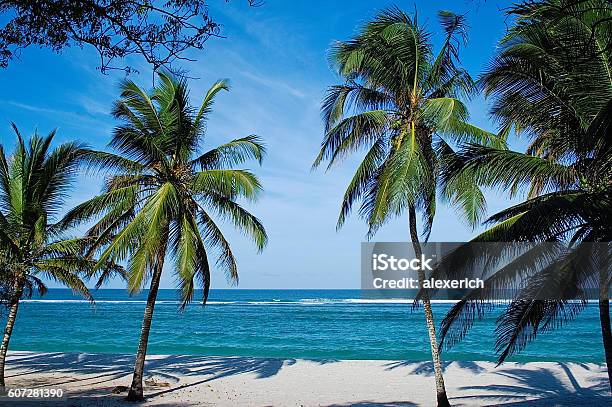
[[4, 351, 611, 406]]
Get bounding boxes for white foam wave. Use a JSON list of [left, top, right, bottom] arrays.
[[21, 300, 233, 305], [21, 298, 461, 305], [22, 300, 145, 304]]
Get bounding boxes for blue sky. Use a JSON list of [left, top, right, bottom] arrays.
[[0, 0, 520, 289]]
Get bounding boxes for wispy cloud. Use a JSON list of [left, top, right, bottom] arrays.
[[239, 70, 306, 99], [5, 101, 70, 116], [77, 96, 113, 116], [1, 100, 113, 142]]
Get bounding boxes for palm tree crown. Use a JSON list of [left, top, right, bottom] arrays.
[[456, 0, 612, 244], [314, 7, 504, 236], [63, 72, 268, 306], [0, 127, 118, 299]]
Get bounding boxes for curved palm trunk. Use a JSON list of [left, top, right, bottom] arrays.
[[0, 284, 23, 388], [599, 273, 612, 393], [126, 241, 168, 402], [409, 205, 450, 407]]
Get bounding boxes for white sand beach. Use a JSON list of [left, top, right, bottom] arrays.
[[4, 351, 611, 406]]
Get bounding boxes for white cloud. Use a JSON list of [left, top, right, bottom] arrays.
[[239, 69, 306, 98]]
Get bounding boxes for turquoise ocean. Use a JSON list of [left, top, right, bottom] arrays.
[[5, 289, 604, 362]]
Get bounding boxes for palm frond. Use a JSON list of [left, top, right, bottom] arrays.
[[191, 136, 266, 170]]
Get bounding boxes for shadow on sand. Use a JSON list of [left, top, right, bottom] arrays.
[[6, 351, 313, 383], [5, 351, 336, 404], [384, 360, 610, 406], [452, 362, 611, 406], [328, 402, 417, 406], [5, 352, 611, 406]]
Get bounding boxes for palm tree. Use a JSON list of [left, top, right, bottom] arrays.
[[61, 72, 268, 401], [434, 0, 612, 391], [0, 126, 122, 387], [313, 8, 504, 406]]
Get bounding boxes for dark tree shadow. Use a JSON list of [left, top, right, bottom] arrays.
[[384, 360, 487, 375], [5, 351, 302, 382], [4, 351, 336, 403], [451, 362, 611, 406], [327, 402, 417, 406]]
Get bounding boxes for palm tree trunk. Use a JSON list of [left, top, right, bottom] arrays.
[[0, 283, 23, 388], [599, 272, 612, 393], [409, 205, 450, 407], [126, 242, 168, 402], [599, 299, 612, 393]]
